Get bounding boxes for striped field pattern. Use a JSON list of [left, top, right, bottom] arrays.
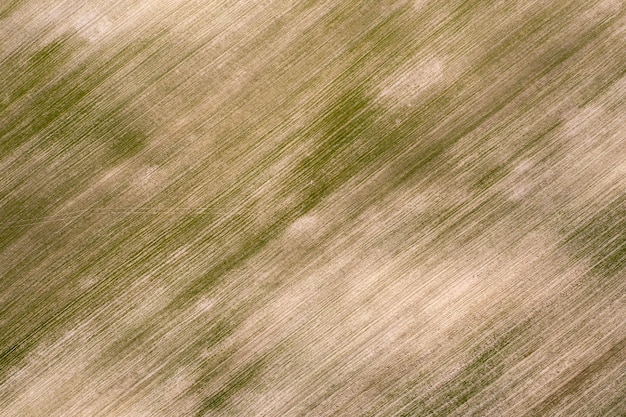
[[0, 0, 625, 416]]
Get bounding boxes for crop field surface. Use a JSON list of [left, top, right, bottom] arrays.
[[0, 1, 625, 416]]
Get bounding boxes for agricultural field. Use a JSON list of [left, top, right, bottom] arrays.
[[0, 0, 624, 416]]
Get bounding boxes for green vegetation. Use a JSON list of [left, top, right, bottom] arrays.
[[0, 1, 623, 415], [196, 358, 265, 415], [401, 321, 538, 416], [565, 196, 626, 279]]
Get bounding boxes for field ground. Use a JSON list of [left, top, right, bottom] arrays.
[[0, 1, 625, 416]]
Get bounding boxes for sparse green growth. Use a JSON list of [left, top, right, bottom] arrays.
[[196, 358, 265, 415], [0, 1, 623, 415], [290, 87, 383, 213], [0, 0, 22, 20], [0, 195, 48, 252], [107, 128, 147, 161], [401, 321, 537, 416], [565, 196, 626, 278], [474, 165, 507, 191]]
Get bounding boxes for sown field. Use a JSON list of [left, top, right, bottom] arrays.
[[0, 1, 625, 416]]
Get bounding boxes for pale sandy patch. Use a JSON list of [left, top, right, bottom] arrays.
[[377, 55, 446, 107]]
